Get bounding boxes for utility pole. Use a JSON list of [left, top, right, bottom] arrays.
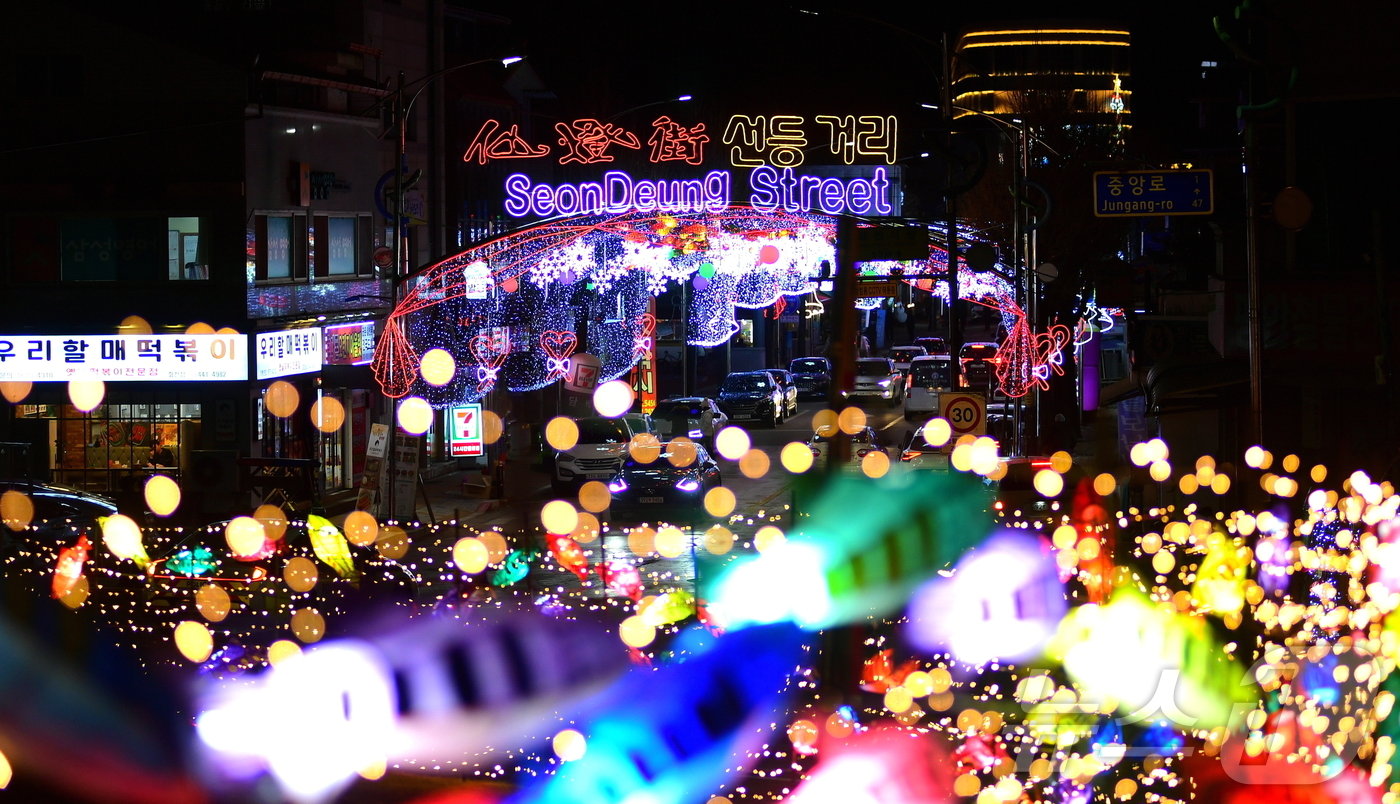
[[943, 33, 962, 390]]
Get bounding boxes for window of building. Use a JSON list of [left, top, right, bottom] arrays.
[[17, 398, 202, 493], [252, 212, 369, 282], [7, 215, 210, 282]]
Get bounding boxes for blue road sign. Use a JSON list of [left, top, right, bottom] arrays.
[[1093, 169, 1213, 217]]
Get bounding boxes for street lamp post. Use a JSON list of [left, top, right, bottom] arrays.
[[381, 56, 522, 523]]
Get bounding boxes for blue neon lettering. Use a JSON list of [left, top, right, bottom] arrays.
[[818, 178, 845, 213], [871, 167, 892, 215], [605, 171, 633, 214], [847, 178, 873, 214], [749, 166, 780, 212], [503, 174, 532, 217], [704, 171, 730, 212], [530, 184, 554, 216], [554, 183, 579, 215], [633, 180, 657, 212]]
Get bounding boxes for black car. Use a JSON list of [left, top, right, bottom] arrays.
[[716, 370, 784, 426], [607, 441, 723, 516], [0, 480, 117, 545], [788, 356, 832, 398]]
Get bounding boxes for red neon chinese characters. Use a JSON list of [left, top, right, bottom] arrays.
[[554, 119, 640, 165], [648, 116, 709, 165], [462, 120, 550, 165]]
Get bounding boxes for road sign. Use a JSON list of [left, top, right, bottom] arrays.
[[941, 392, 986, 436], [1092, 169, 1213, 218], [855, 279, 899, 299]]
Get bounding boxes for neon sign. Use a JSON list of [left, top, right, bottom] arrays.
[[503, 167, 893, 218]]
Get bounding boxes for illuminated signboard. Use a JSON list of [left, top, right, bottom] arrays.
[[0, 334, 247, 382], [256, 328, 322, 380], [467, 112, 902, 218], [449, 402, 484, 457], [322, 321, 376, 366]]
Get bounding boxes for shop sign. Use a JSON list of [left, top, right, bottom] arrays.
[[462, 259, 492, 299], [322, 321, 376, 366], [449, 403, 484, 457], [0, 334, 247, 382], [256, 328, 322, 380], [565, 352, 602, 393]]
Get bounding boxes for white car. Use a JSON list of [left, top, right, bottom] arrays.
[[806, 425, 891, 470], [652, 397, 729, 447], [553, 414, 656, 492], [888, 345, 928, 374], [843, 357, 906, 406], [898, 421, 953, 472], [904, 355, 953, 418]]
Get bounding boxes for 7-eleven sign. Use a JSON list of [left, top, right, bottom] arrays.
[[449, 403, 484, 456]]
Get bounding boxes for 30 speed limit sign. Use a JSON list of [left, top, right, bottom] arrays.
[[941, 393, 985, 436]]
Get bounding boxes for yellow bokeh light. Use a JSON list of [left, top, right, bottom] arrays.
[[1050, 451, 1073, 473], [922, 417, 953, 447], [1244, 445, 1267, 468], [714, 426, 751, 460], [58, 575, 90, 609], [0, 744, 10, 789], [419, 348, 456, 386], [628, 526, 657, 556], [263, 380, 299, 418], [68, 380, 105, 412], [195, 583, 232, 622], [739, 448, 770, 479], [185, 322, 216, 335], [1212, 474, 1232, 495], [310, 396, 346, 433], [216, 326, 241, 336], [1146, 437, 1169, 462], [811, 408, 838, 437], [619, 615, 655, 648], [572, 511, 601, 543], [453, 537, 490, 574], [479, 530, 508, 563], [1149, 460, 1172, 482], [904, 670, 934, 697], [755, 525, 786, 553], [592, 380, 634, 417], [969, 437, 1000, 476], [101, 514, 145, 562], [546, 417, 580, 451], [1179, 474, 1200, 495], [578, 480, 611, 513], [376, 525, 410, 559], [704, 525, 735, 555], [953, 774, 982, 797], [283, 556, 319, 592], [788, 719, 820, 753], [267, 640, 303, 666], [225, 516, 267, 557], [1, 490, 35, 531], [291, 607, 326, 643], [142, 475, 181, 517], [553, 729, 588, 762], [343, 510, 379, 547], [704, 486, 737, 517], [629, 432, 662, 463], [780, 441, 815, 473], [118, 314, 153, 335], [985, 460, 1008, 482], [1033, 469, 1064, 498], [1093, 472, 1117, 497], [837, 406, 867, 435], [667, 439, 699, 468], [950, 443, 973, 472], [1053, 525, 1079, 550], [175, 620, 214, 663], [541, 499, 580, 535], [656, 526, 687, 558], [0, 380, 32, 404], [396, 396, 432, 435], [1311, 464, 1328, 483], [254, 504, 289, 541], [1152, 550, 1176, 574], [861, 449, 890, 478], [825, 711, 855, 738], [482, 410, 505, 445], [885, 686, 914, 713], [1129, 442, 1150, 467], [1282, 453, 1300, 473]]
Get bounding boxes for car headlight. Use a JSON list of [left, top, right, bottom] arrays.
[[675, 477, 701, 492], [607, 477, 628, 493], [688, 428, 704, 438], [877, 379, 892, 387], [556, 452, 576, 465]]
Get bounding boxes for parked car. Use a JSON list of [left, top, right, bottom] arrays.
[[652, 397, 729, 447], [888, 345, 927, 374], [788, 356, 832, 398], [553, 414, 657, 492], [607, 441, 723, 517], [842, 357, 906, 406], [904, 355, 953, 419], [0, 480, 116, 543], [959, 342, 1001, 392], [765, 368, 800, 418], [913, 336, 951, 357], [806, 426, 890, 470], [716, 370, 785, 427]]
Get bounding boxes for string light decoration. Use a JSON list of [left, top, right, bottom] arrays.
[[371, 209, 1037, 404]]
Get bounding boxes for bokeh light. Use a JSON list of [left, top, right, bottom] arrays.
[[656, 526, 687, 558], [666, 439, 698, 468], [118, 315, 153, 335], [593, 380, 634, 417], [419, 348, 456, 386], [546, 416, 580, 451], [704, 486, 736, 517], [553, 729, 587, 762], [541, 500, 579, 534], [754, 525, 786, 553], [1, 490, 34, 531], [704, 525, 735, 555], [479, 530, 508, 563], [739, 448, 770, 479], [100, 514, 145, 562], [714, 426, 751, 460], [283, 556, 318, 592], [619, 615, 655, 648], [812, 408, 837, 437], [195, 583, 232, 622], [0, 381, 31, 404], [343, 510, 379, 547], [396, 396, 432, 434], [68, 380, 105, 412], [861, 448, 890, 478], [290, 607, 326, 643], [837, 406, 867, 435], [263, 380, 299, 418], [185, 322, 216, 335], [578, 481, 611, 513], [174, 621, 214, 663], [254, 504, 289, 541], [1033, 469, 1064, 498], [629, 432, 662, 463], [482, 409, 506, 444], [921, 417, 952, 447], [628, 526, 657, 556], [781, 441, 815, 473], [225, 516, 266, 558], [143, 474, 181, 517], [310, 396, 346, 433], [571, 512, 601, 543], [453, 537, 490, 574]]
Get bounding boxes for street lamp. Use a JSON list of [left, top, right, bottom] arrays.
[[604, 94, 694, 125], [381, 55, 522, 522]]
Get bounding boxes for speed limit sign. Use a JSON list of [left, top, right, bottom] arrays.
[[941, 393, 985, 436]]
